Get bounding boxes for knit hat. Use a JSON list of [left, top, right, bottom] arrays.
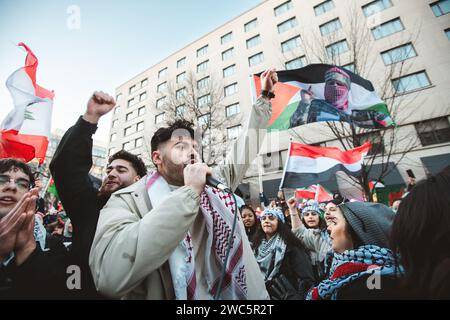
[[339, 202, 395, 248], [262, 207, 285, 223], [301, 200, 320, 218]]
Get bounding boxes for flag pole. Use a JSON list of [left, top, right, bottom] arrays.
[[314, 184, 320, 203]]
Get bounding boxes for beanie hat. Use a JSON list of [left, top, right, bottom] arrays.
[[301, 200, 320, 218], [262, 207, 285, 223], [339, 202, 395, 248]]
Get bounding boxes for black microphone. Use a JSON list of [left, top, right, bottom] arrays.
[[206, 175, 231, 192]]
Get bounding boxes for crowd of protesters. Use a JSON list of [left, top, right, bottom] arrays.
[[0, 68, 449, 300]]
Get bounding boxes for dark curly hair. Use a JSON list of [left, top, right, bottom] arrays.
[[108, 150, 147, 177], [150, 119, 195, 154], [0, 158, 35, 187]]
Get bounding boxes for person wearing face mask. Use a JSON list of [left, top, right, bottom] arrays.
[[307, 202, 404, 300], [89, 69, 278, 300], [253, 208, 315, 300]]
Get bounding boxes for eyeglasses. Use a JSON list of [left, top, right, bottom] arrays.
[[260, 215, 276, 221], [0, 174, 31, 191]]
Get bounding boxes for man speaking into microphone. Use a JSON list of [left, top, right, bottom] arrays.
[[89, 69, 277, 300]]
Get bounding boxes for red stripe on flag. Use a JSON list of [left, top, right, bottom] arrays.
[[0, 130, 48, 163], [289, 142, 371, 164]]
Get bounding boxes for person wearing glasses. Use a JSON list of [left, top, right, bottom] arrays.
[[0, 158, 68, 299]]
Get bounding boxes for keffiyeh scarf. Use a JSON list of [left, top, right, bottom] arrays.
[[255, 234, 287, 282], [307, 245, 403, 300]]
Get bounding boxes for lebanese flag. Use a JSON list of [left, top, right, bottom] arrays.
[[280, 142, 371, 189], [0, 43, 54, 164], [296, 184, 333, 202], [251, 64, 394, 131]]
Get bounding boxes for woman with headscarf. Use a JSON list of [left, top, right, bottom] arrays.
[[253, 207, 315, 300], [307, 202, 404, 300]]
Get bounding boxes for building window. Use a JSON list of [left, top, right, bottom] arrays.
[[126, 111, 135, 121], [129, 85, 136, 94], [430, 0, 450, 17], [277, 17, 298, 33], [225, 103, 240, 117], [381, 43, 417, 65], [197, 60, 208, 73], [156, 97, 166, 108], [123, 141, 133, 151], [446, 28, 450, 40], [135, 137, 143, 148], [246, 35, 261, 49], [127, 97, 136, 108], [371, 18, 404, 40], [176, 87, 187, 100], [222, 47, 234, 61], [155, 113, 165, 124], [112, 119, 118, 128], [158, 67, 168, 78], [221, 32, 233, 44], [114, 106, 121, 114], [248, 52, 264, 67], [116, 93, 122, 101], [224, 83, 238, 97], [137, 121, 144, 132], [281, 35, 301, 53], [124, 126, 135, 136], [176, 72, 186, 83], [141, 78, 148, 87], [139, 92, 147, 101], [274, 1, 293, 16], [198, 94, 211, 107], [177, 57, 186, 68], [198, 113, 210, 127], [415, 117, 450, 146], [342, 63, 356, 73], [326, 39, 349, 57], [108, 148, 116, 156], [227, 125, 242, 140], [110, 133, 117, 142], [223, 65, 236, 78], [319, 18, 342, 36], [244, 18, 258, 32], [157, 82, 167, 93], [314, 0, 334, 16], [138, 106, 146, 116], [392, 71, 431, 93], [197, 77, 210, 90], [176, 105, 186, 116], [362, 0, 393, 17], [285, 56, 307, 70], [197, 45, 208, 58]]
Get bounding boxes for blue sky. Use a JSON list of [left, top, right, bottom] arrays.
[[0, 0, 262, 144]]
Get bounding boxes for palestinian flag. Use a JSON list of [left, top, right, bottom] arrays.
[[280, 142, 371, 189], [295, 184, 333, 202], [47, 178, 59, 199], [252, 64, 393, 131], [369, 180, 385, 191], [0, 43, 54, 163]]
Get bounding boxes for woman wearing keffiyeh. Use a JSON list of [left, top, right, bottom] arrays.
[[307, 202, 405, 300], [253, 207, 315, 300]]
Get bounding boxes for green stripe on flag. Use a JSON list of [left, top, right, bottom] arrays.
[[268, 102, 298, 132]]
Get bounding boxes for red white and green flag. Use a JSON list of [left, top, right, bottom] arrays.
[[295, 184, 333, 202], [280, 142, 372, 189], [0, 43, 54, 164], [252, 64, 394, 131]]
